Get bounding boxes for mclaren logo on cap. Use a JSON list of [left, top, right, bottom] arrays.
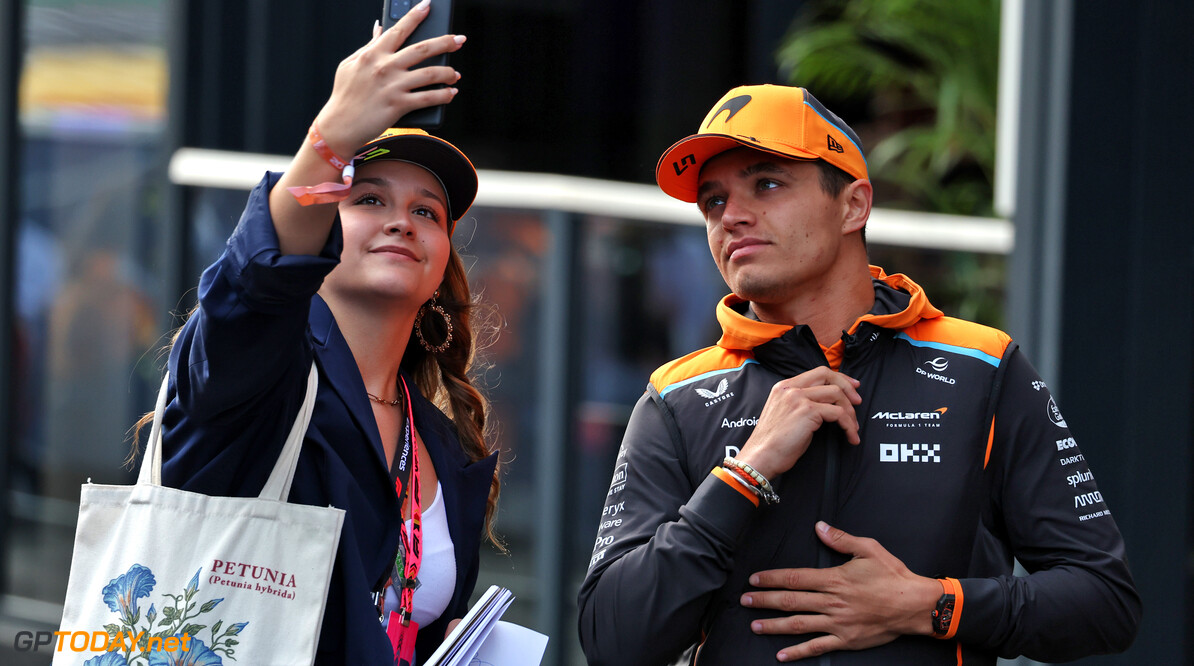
[[827, 135, 844, 153], [706, 95, 752, 128]]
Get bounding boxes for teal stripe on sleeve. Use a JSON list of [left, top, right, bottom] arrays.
[[659, 359, 760, 397], [895, 333, 1000, 367]]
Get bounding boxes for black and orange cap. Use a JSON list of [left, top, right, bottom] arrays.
[[656, 85, 868, 203], [353, 128, 478, 229]]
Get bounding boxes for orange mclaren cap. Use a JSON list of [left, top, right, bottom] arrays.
[[656, 84, 868, 202], [353, 128, 478, 227]]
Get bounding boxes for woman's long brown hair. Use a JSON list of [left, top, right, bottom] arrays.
[[404, 245, 503, 550]]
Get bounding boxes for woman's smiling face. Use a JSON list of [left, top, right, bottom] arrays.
[[323, 159, 452, 309]]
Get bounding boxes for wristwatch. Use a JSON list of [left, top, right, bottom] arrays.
[[931, 591, 956, 637]]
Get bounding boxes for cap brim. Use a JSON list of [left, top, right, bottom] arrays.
[[656, 134, 819, 203], [354, 132, 478, 225]]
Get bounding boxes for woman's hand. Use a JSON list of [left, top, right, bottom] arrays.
[[315, 0, 467, 159], [270, 0, 467, 254]]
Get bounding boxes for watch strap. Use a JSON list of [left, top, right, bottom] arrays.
[[931, 577, 963, 639]]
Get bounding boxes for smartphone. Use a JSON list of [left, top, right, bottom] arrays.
[[382, 0, 455, 128]]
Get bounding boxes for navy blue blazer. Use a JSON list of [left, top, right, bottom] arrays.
[[159, 173, 498, 664]]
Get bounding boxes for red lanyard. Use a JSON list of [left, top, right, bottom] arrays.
[[378, 377, 422, 663], [394, 376, 422, 626]]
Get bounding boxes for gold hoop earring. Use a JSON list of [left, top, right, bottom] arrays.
[[415, 291, 453, 354]]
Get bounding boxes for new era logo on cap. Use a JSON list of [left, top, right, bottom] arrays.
[[655, 84, 868, 203]]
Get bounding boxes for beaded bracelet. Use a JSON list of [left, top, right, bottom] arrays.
[[721, 464, 780, 505], [721, 457, 780, 505]]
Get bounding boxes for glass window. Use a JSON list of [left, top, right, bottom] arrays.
[[5, 0, 170, 653]]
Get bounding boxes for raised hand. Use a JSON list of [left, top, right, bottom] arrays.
[[270, 0, 467, 255], [314, 1, 466, 161], [733, 367, 862, 480]]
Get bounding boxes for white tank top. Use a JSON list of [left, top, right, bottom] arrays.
[[383, 481, 457, 628]]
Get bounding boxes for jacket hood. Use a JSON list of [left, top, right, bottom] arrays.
[[715, 265, 944, 351]]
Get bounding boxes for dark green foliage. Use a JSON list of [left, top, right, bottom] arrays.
[[778, 0, 1001, 216]]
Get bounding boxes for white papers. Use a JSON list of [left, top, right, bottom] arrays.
[[424, 585, 549, 666], [470, 621, 550, 664]]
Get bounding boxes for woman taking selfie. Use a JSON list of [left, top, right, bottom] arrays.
[[148, 4, 500, 663]]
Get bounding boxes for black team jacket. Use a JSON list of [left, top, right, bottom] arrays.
[[577, 267, 1140, 665]]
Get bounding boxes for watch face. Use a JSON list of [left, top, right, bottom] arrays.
[[932, 594, 956, 636]]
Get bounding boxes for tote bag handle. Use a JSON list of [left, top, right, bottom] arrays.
[[137, 362, 320, 502]]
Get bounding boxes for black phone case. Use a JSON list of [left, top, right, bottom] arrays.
[[382, 0, 455, 128]]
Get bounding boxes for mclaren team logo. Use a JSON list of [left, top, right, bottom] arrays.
[[871, 407, 948, 428], [706, 94, 752, 128]]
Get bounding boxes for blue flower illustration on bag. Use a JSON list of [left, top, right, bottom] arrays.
[[92, 565, 248, 665], [102, 564, 155, 626], [145, 637, 223, 666], [83, 653, 130, 666]]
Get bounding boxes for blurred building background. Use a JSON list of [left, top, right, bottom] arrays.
[[0, 1, 1189, 664]]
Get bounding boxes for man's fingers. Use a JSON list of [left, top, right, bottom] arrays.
[[771, 381, 860, 430], [822, 390, 861, 443], [741, 589, 829, 613], [793, 392, 859, 444], [816, 521, 875, 557], [785, 368, 862, 404], [749, 567, 832, 591], [784, 383, 845, 403], [774, 384, 857, 418], [750, 612, 835, 637], [777, 635, 845, 662]]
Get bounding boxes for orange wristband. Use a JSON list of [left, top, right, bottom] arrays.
[[711, 467, 759, 507], [288, 123, 356, 206], [308, 122, 351, 171]]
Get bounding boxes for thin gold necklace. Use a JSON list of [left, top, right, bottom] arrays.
[[366, 392, 401, 407]]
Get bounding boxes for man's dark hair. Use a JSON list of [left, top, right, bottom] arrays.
[[816, 160, 867, 245], [816, 160, 855, 198]]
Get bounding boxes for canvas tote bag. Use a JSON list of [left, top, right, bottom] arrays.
[[55, 363, 345, 666]]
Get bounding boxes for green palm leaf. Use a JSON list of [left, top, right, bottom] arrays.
[[777, 0, 1000, 215]]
